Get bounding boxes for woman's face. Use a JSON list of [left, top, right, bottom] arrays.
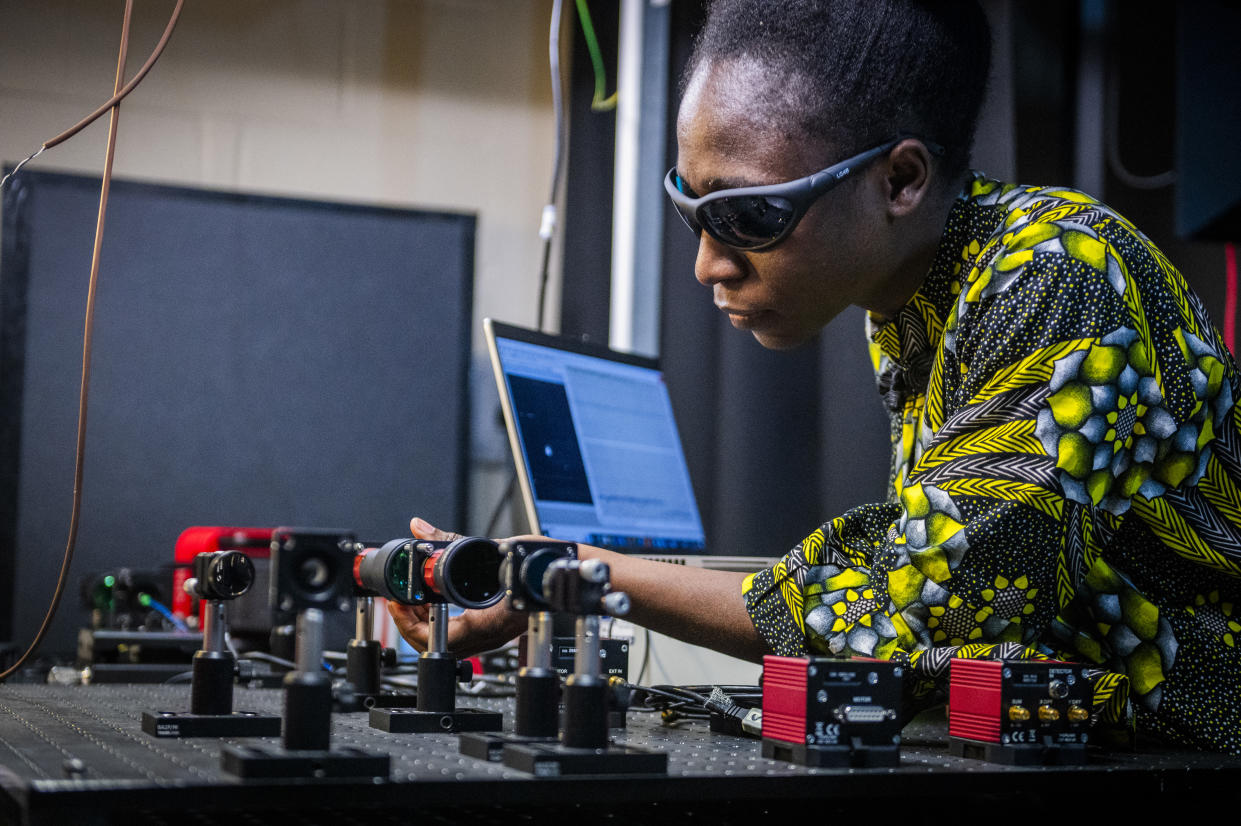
[[674, 60, 895, 350]]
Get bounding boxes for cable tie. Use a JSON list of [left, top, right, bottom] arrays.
[[539, 204, 557, 240]]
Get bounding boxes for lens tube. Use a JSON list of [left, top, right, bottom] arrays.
[[354, 536, 504, 608], [354, 538, 419, 603], [431, 537, 504, 609]]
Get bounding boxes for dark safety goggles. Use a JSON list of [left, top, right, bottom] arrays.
[[664, 135, 943, 251]]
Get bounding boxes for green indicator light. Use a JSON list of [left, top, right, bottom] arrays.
[[138, 593, 151, 607], [103, 575, 116, 588]]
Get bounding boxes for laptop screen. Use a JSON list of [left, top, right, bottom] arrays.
[[485, 320, 707, 553]]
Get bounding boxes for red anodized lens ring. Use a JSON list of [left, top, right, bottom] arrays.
[[422, 549, 444, 594], [352, 549, 369, 589]]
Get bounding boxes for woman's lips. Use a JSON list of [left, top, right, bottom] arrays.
[[719, 305, 769, 327]]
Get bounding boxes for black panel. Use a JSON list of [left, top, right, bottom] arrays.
[[0, 170, 474, 655], [560, 0, 620, 342], [1176, 0, 1241, 242]]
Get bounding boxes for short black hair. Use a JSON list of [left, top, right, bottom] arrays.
[[686, 0, 992, 180]]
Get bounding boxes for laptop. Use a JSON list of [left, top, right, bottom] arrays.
[[484, 319, 772, 572]]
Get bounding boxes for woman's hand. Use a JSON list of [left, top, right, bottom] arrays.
[[385, 517, 528, 657], [386, 517, 768, 663]]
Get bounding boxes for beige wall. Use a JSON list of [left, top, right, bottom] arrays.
[[0, 0, 561, 530], [0, 0, 560, 345]]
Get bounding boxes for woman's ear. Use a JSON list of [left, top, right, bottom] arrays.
[[882, 138, 934, 218]]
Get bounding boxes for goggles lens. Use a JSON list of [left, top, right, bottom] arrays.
[[669, 174, 797, 250], [699, 194, 796, 249]]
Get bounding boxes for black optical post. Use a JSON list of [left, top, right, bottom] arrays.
[[515, 610, 560, 737], [460, 540, 576, 761], [220, 529, 389, 779], [339, 594, 418, 711], [346, 596, 382, 697], [502, 558, 667, 776], [367, 537, 504, 734], [141, 551, 280, 738], [280, 607, 333, 751]]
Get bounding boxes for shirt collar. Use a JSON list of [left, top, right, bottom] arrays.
[[866, 173, 989, 367]]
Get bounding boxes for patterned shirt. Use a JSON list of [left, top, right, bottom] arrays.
[[743, 173, 1241, 752]]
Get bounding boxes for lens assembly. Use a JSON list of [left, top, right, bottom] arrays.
[[190, 550, 256, 601], [353, 536, 504, 609], [430, 537, 504, 607], [354, 539, 417, 602], [500, 540, 577, 612], [270, 528, 358, 618]]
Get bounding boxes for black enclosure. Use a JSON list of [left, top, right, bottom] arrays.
[[0, 169, 475, 654]]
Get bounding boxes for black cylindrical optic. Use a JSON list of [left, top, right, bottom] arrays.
[[191, 550, 255, 601], [283, 671, 332, 751], [514, 669, 560, 738], [353, 536, 503, 609], [354, 538, 419, 602], [416, 654, 460, 713], [346, 639, 383, 696], [500, 541, 577, 612], [190, 650, 235, 716], [562, 675, 608, 749], [430, 537, 504, 608]]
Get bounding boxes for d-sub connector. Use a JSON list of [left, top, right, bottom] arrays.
[[835, 705, 891, 723]]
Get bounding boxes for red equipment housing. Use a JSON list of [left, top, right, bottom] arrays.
[[172, 527, 273, 620]]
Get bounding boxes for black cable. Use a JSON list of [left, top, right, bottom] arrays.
[[636, 628, 651, 684], [626, 682, 711, 709], [480, 2, 573, 541], [626, 682, 762, 729], [479, 1, 572, 540], [239, 651, 297, 672], [535, 233, 555, 334]]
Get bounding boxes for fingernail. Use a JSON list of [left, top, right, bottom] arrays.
[[412, 517, 434, 535]]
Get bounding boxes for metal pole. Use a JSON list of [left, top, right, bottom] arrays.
[[295, 608, 325, 673], [575, 615, 601, 678], [355, 596, 374, 642], [428, 603, 449, 655], [202, 601, 226, 653], [528, 611, 553, 670]]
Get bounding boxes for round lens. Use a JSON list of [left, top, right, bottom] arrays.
[[520, 547, 564, 607], [383, 542, 416, 602], [435, 538, 504, 609], [206, 551, 255, 600]]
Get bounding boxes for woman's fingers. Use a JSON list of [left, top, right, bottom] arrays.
[[386, 601, 431, 652], [410, 516, 463, 542]]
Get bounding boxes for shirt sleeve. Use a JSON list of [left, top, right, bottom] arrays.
[[743, 208, 1211, 718]]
